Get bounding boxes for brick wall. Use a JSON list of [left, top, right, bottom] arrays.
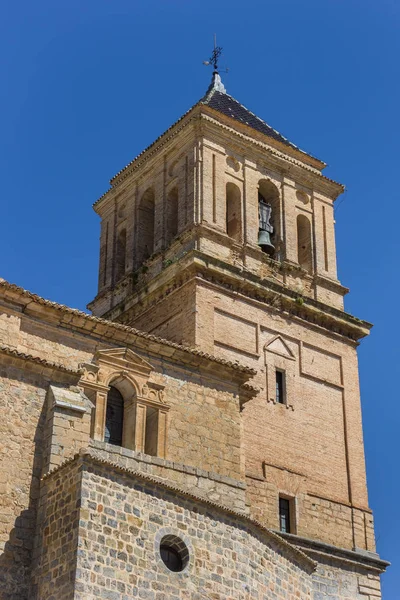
[[194, 281, 372, 552], [130, 279, 198, 347]]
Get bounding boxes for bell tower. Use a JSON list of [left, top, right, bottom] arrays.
[[89, 71, 349, 337], [89, 70, 378, 558]]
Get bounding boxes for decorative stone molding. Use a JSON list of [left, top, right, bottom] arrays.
[[79, 347, 170, 457], [264, 334, 296, 410], [49, 385, 93, 414], [264, 335, 296, 361], [43, 385, 93, 474]]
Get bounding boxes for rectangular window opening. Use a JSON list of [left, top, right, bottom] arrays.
[[275, 369, 285, 404], [279, 497, 292, 534], [144, 406, 159, 457]]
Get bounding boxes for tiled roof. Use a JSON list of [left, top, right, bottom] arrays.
[[0, 279, 256, 377], [200, 74, 305, 154], [95, 72, 342, 206]]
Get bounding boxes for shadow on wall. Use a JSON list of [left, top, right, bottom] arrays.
[[0, 369, 48, 600]]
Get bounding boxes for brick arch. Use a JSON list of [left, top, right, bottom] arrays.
[[137, 187, 155, 266], [258, 178, 281, 257]]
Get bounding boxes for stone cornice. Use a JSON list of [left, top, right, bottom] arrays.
[[199, 110, 344, 196], [278, 531, 389, 573], [0, 343, 80, 379], [42, 449, 317, 573], [199, 107, 324, 170], [94, 112, 198, 209], [191, 254, 370, 341], [107, 249, 371, 343], [0, 279, 256, 380], [94, 102, 343, 210]]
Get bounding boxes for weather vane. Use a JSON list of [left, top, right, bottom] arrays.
[[203, 34, 223, 72]]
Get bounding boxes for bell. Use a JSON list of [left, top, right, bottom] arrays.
[[258, 230, 275, 256]]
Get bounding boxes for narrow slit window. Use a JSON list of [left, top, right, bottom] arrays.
[[275, 370, 285, 404], [279, 497, 291, 533]]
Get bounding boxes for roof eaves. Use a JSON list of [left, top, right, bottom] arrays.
[[0, 344, 80, 375], [200, 111, 344, 194], [0, 279, 256, 377], [201, 88, 326, 168], [93, 103, 201, 209], [111, 105, 199, 181]]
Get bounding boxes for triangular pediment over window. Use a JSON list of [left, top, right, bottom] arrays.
[[95, 348, 153, 376], [264, 336, 295, 360]]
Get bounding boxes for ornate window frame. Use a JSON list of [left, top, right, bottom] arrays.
[[79, 347, 170, 458]]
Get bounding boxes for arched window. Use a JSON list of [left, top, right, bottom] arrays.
[[297, 214, 313, 272], [258, 180, 280, 258], [115, 229, 126, 281], [137, 188, 155, 265], [166, 186, 178, 246], [104, 386, 124, 446], [102, 378, 167, 455], [226, 182, 242, 242]]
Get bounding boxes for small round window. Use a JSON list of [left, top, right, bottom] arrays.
[[159, 535, 189, 572]]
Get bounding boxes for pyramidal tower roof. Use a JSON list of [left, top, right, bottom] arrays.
[[106, 70, 328, 192], [199, 71, 320, 162]]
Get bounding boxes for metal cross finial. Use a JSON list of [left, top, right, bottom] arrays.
[[203, 34, 223, 72]]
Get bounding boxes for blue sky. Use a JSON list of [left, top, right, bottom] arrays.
[[1, 0, 399, 595]]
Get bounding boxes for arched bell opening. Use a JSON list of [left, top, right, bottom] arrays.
[[226, 182, 242, 242], [165, 186, 179, 247], [115, 229, 127, 282], [297, 214, 313, 273], [258, 179, 280, 258], [137, 187, 155, 266], [100, 373, 168, 458]]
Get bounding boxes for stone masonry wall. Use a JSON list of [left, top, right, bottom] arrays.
[[0, 298, 247, 597], [0, 365, 47, 599], [32, 459, 81, 600], [311, 559, 381, 600], [0, 301, 244, 481], [70, 457, 314, 600], [88, 440, 247, 513]]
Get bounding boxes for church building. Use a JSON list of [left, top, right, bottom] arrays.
[[0, 66, 388, 599]]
